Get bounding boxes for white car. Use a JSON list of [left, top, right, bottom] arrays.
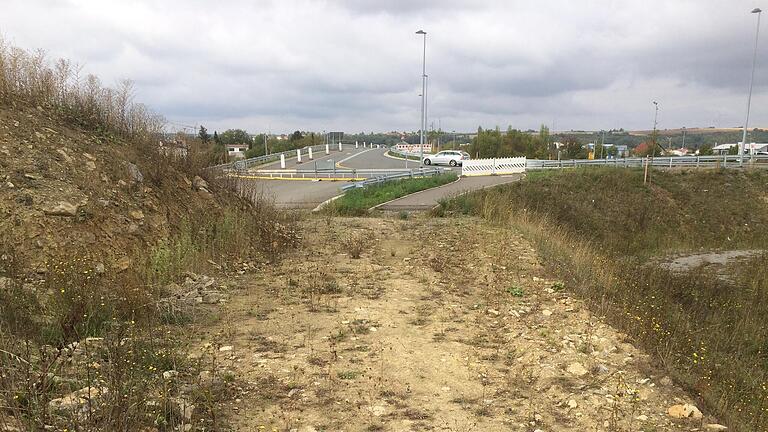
[[423, 150, 470, 167]]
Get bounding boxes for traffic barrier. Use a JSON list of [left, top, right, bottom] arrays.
[[462, 157, 526, 176]]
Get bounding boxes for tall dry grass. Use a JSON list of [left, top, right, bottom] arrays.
[[0, 38, 164, 140]]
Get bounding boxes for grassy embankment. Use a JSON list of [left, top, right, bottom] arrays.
[[435, 167, 768, 431], [325, 173, 457, 216]]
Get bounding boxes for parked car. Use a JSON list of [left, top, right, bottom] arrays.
[[423, 150, 470, 166]]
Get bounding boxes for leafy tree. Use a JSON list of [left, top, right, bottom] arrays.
[[699, 144, 714, 156], [562, 136, 586, 159], [290, 130, 304, 141], [219, 129, 252, 147], [213, 131, 220, 144], [198, 125, 210, 144]]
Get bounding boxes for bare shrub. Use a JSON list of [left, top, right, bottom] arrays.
[[0, 39, 164, 140], [342, 232, 368, 259]]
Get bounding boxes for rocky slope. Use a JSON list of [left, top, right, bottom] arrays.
[[0, 102, 215, 275]]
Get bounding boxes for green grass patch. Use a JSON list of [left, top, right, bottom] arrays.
[[386, 150, 422, 161], [327, 173, 458, 216]]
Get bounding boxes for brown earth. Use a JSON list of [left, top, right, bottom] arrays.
[[0, 102, 216, 274], [193, 215, 723, 431]]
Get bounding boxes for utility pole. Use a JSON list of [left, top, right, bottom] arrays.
[[682, 127, 686, 149]]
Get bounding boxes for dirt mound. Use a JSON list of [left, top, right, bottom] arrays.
[[0, 101, 216, 275]]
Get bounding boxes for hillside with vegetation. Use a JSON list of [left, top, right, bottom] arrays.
[[435, 167, 768, 431], [0, 40, 297, 430]]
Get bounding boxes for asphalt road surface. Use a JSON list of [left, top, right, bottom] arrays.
[[241, 145, 511, 210]]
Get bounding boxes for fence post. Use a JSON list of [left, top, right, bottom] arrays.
[[355, 141, 359, 149], [669, 157, 673, 168], [325, 144, 330, 155], [696, 156, 700, 168], [280, 154, 286, 169], [308, 147, 313, 160], [297, 149, 302, 163], [338, 141, 342, 152]]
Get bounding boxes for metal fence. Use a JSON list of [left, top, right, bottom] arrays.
[[208, 144, 337, 171], [340, 168, 447, 191], [526, 155, 768, 170]]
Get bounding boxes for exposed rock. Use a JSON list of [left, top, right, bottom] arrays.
[[115, 256, 131, 272], [542, 309, 553, 317], [566, 362, 588, 377], [192, 175, 209, 192], [667, 403, 703, 419], [129, 209, 145, 221], [94, 262, 105, 274], [85, 160, 97, 171], [48, 386, 108, 415], [162, 370, 179, 380], [704, 424, 728, 431], [43, 201, 79, 217], [126, 162, 143, 183], [219, 345, 233, 352], [170, 397, 195, 422]]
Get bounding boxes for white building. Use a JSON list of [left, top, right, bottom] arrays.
[[712, 142, 768, 155], [226, 144, 247, 159]]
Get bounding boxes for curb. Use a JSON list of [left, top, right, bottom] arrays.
[[369, 176, 463, 212], [312, 193, 346, 212]]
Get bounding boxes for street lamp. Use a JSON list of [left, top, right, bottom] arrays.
[[652, 101, 659, 158], [416, 29, 427, 167], [741, 7, 762, 166]]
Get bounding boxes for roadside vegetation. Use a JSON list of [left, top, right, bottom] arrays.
[[324, 173, 457, 216], [386, 149, 422, 161], [0, 39, 298, 430], [434, 167, 768, 431]]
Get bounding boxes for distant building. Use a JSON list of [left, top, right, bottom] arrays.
[[226, 144, 248, 159], [394, 141, 432, 153], [713, 142, 768, 155]]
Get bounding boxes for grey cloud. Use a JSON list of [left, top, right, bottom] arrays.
[[2, 0, 768, 133]]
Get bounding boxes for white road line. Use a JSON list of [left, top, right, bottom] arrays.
[[337, 148, 374, 164]]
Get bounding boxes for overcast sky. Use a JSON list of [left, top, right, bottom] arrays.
[[2, 0, 767, 134]]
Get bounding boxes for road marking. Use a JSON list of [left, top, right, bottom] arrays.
[[336, 148, 374, 168]]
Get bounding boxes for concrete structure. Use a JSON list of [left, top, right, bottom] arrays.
[[226, 144, 247, 159]]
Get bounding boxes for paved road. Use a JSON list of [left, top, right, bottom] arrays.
[[249, 179, 353, 209], [376, 175, 523, 211], [258, 146, 371, 170], [239, 146, 513, 210]]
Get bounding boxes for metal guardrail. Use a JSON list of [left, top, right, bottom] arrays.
[[526, 155, 768, 170], [340, 168, 447, 191], [208, 144, 333, 171]]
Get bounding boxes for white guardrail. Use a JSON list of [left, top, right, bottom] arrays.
[[526, 154, 768, 170], [462, 157, 527, 176]]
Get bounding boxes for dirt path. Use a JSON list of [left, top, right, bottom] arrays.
[[196, 216, 722, 431]]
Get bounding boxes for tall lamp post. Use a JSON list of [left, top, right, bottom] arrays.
[[651, 101, 659, 158], [416, 29, 427, 167], [742, 7, 762, 166]]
